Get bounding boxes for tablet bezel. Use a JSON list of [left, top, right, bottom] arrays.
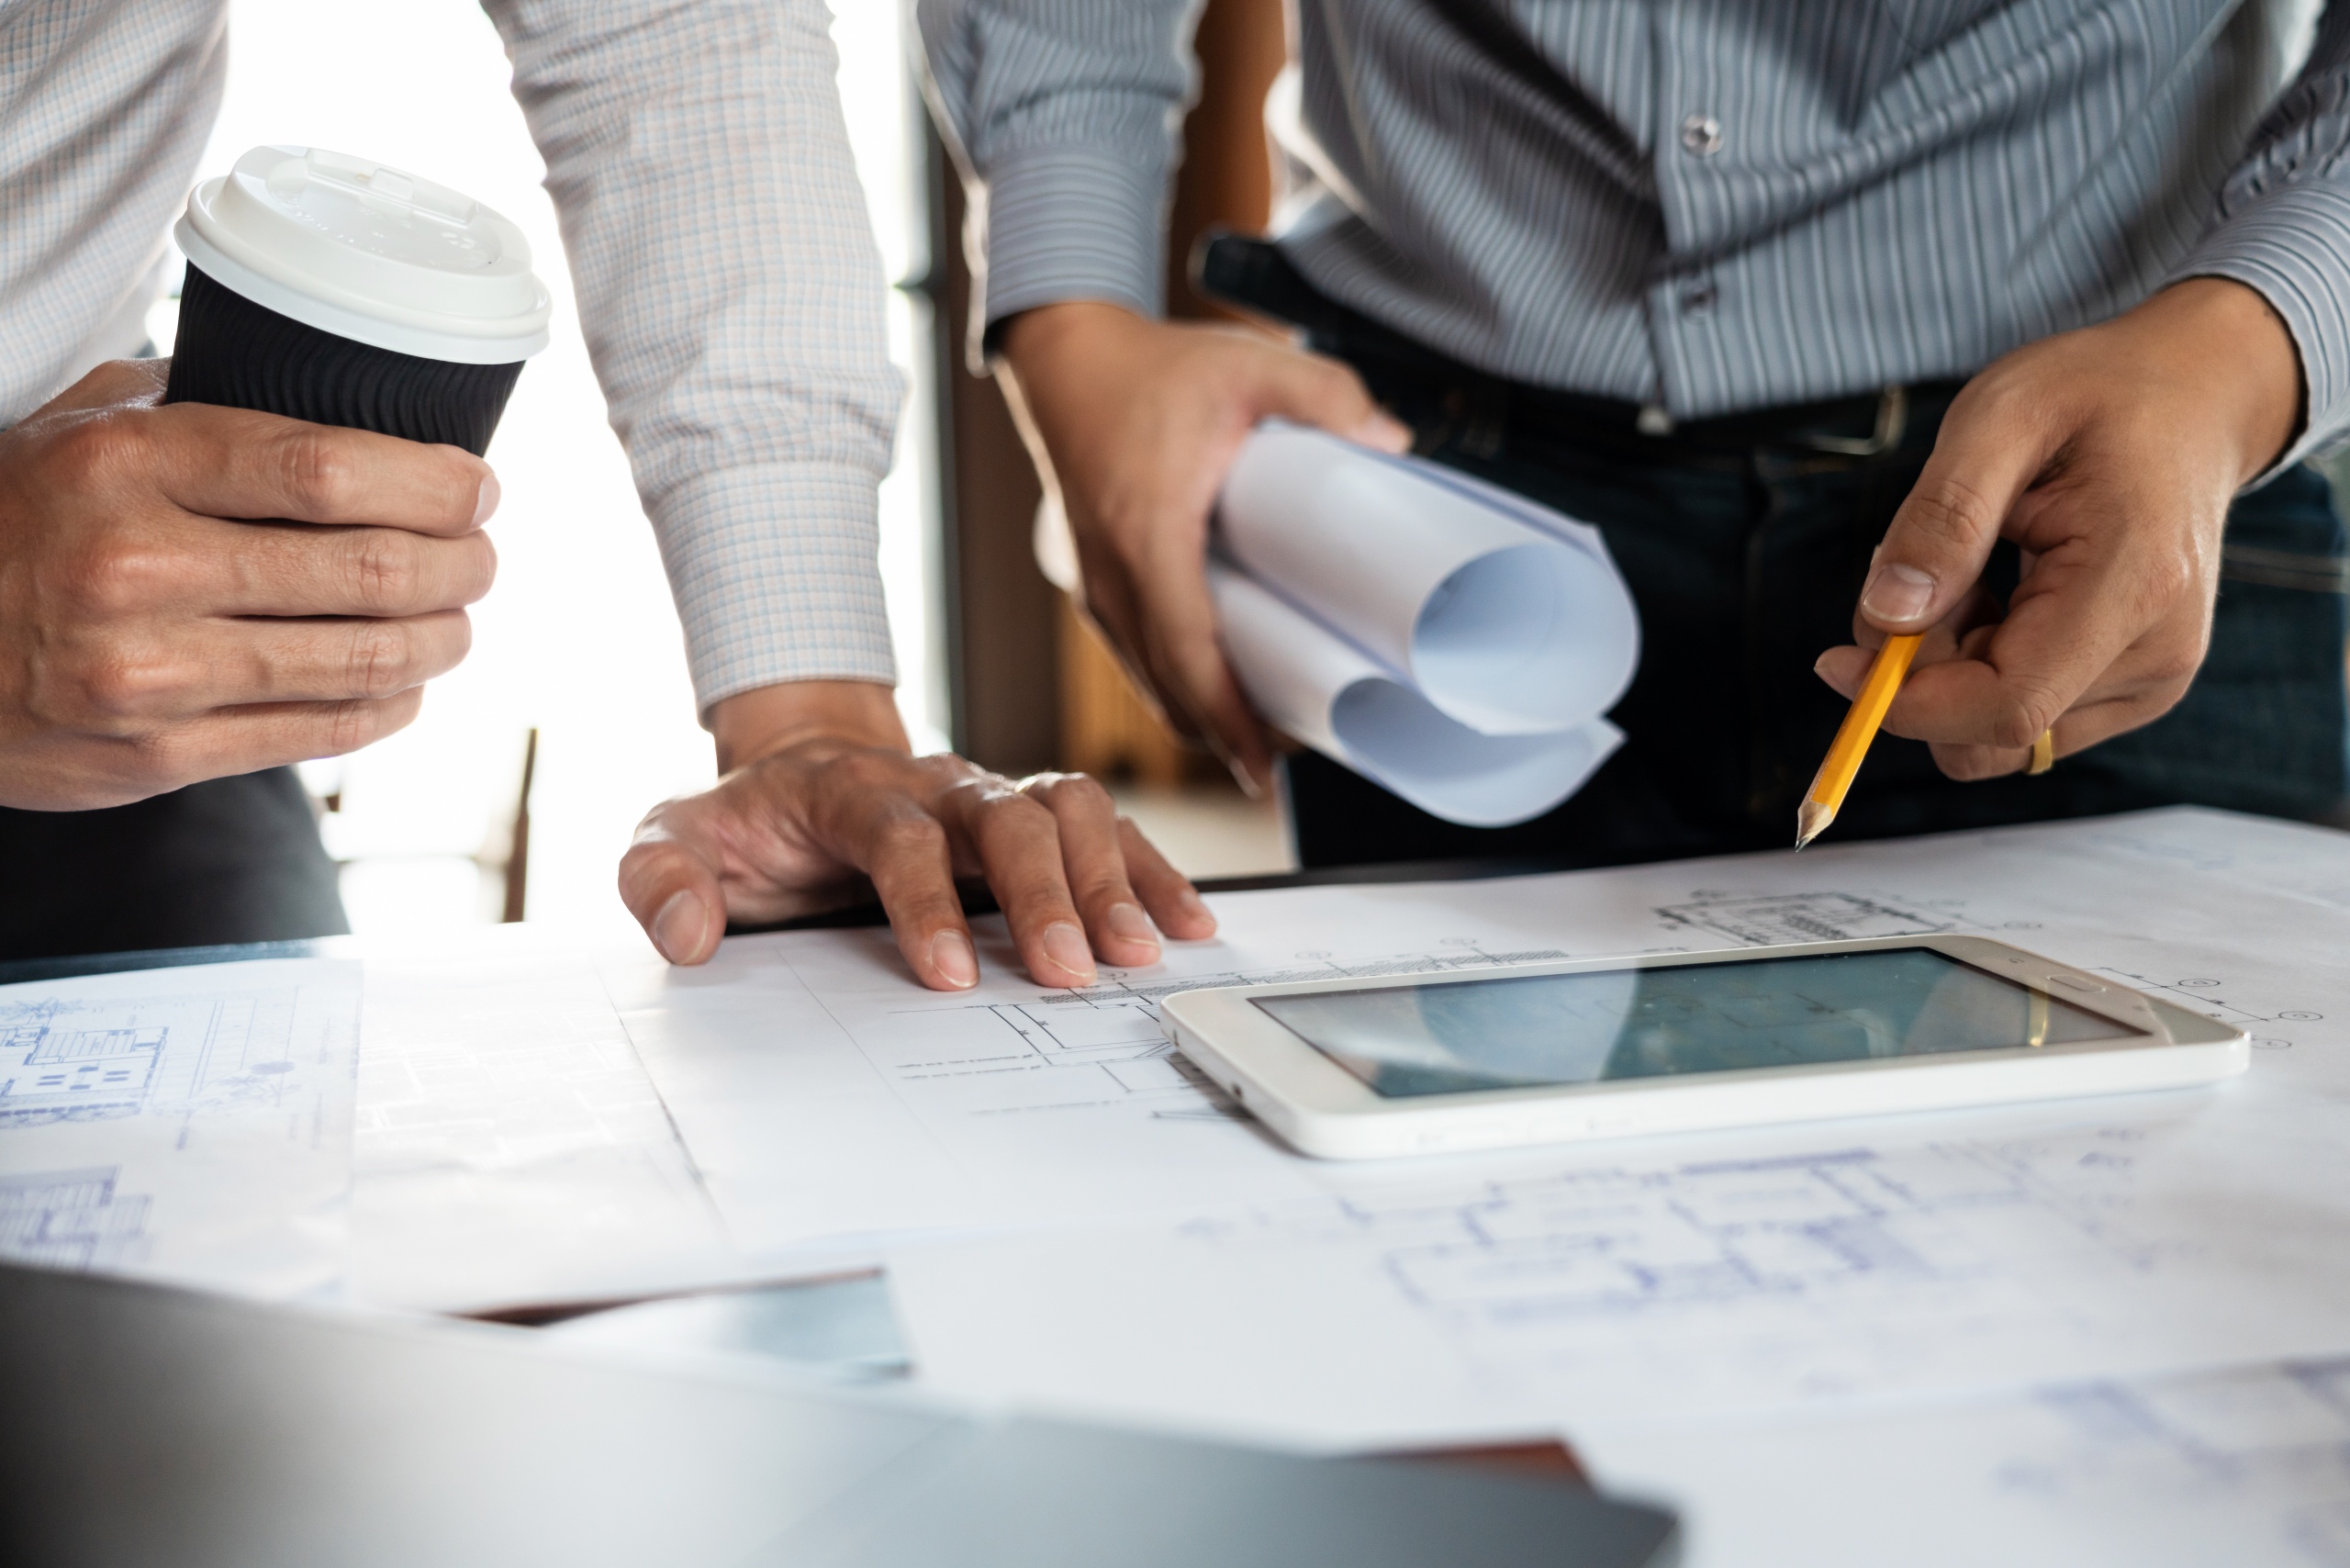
[[1158, 935, 2249, 1159]]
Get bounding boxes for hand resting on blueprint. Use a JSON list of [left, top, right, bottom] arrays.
[[1816, 277, 2302, 778], [998, 302, 1412, 793], [0, 359, 497, 809], [619, 680, 1216, 990]]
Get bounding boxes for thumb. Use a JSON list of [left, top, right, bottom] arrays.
[[618, 821, 727, 966], [1863, 391, 2053, 633], [1252, 348, 1412, 454]]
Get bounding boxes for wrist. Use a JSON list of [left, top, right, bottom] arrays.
[[709, 680, 908, 773], [1000, 300, 1150, 382], [2131, 277, 2304, 484]]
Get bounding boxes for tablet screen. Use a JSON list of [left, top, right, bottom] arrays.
[[1251, 947, 2141, 1099]]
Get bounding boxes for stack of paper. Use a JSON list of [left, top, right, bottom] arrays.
[[17, 807, 2350, 1562], [1211, 422, 1639, 824]]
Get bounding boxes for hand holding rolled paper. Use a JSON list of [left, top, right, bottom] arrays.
[[1209, 423, 1640, 826]]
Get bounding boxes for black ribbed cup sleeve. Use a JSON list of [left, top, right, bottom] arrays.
[[162, 265, 523, 456]]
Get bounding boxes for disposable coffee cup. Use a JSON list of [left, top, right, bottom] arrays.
[[166, 145, 551, 455]]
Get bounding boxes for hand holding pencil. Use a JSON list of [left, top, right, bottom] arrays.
[[1797, 281, 2296, 844], [1799, 632, 2055, 850]]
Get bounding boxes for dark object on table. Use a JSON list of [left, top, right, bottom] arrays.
[[0, 1261, 1678, 1568]]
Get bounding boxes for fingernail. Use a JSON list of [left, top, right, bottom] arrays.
[[653, 890, 704, 963], [1860, 561, 1935, 623], [1105, 902, 1159, 955], [1042, 921, 1096, 983], [1357, 412, 1413, 454], [929, 929, 979, 989], [472, 473, 501, 528]]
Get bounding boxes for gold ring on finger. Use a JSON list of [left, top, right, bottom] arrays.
[[2028, 728, 2055, 776]]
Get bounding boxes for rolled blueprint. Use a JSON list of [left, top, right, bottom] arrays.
[[1211, 565, 1624, 828], [1217, 423, 1638, 736]]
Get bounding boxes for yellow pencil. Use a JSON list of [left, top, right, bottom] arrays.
[[1795, 633, 1922, 850]]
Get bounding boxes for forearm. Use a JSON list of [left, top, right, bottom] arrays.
[[487, 0, 904, 711], [995, 300, 1153, 455], [2116, 278, 2301, 488], [1001, 299, 1147, 372], [2177, 1, 2350, 472]]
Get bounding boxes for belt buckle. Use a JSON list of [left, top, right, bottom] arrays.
[[1801, 385, 1908, 457]]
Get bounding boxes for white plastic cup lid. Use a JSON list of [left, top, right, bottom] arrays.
[[174, 145, 552, 364]]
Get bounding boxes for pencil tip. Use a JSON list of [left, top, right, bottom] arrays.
[[1794, 801, 1834, 851]]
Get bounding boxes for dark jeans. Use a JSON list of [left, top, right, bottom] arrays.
[[0, 768, 349, 960], [1204, 242, 2350, 870]]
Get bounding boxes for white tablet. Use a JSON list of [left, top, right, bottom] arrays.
[[1158, 935, 2247, 1159]]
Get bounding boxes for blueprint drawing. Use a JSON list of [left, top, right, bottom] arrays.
[[0, 958, 361, 1298], [878, 810, 2350, 1454], [0, 983, 321, 1128], [889, 1085, 2350, 1446], [1653, 890, 1953, 947], [882, 943, 1571, 1114], [621, 806, 2350, 1268], [0, 1166, 149, 1271], [612, 919, 1613, 1259], [348, 939, 732, 1313], [1580, 1353, 2350, 1567]]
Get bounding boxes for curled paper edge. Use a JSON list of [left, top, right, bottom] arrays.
[[1217, 423, 1638, 737], [1210, 564, 1623, 828]]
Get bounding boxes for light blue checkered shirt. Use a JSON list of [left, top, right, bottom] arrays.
[[0, 0, 902, 712], [924, 0, 2350, 469]]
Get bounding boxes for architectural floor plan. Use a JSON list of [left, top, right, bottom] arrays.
[[347, 942, 731, 1312], [11, 806, 2349, 1562], [0, 1166, 149, 1271], [0, 958, 361, 1297], [872, 812, 2350, 1443], [1580, 1353, 2350, 1567]]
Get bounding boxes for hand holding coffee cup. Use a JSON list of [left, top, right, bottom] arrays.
[[0, 147, 547, 811]]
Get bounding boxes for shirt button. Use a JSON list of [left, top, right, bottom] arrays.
[[1679, 280, 1718, 316], [1680, 113, 1724, 156]]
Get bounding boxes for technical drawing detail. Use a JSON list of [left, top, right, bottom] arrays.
[[1656, 890, 1954, 946], [0, 991, 308, 1127], [0, 1166, 151, 1270], [889, 946, 1575, 1114]]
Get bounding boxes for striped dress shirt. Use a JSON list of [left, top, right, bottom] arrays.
[[922, 0, 2350, 467], [0, 0, 903, 711]]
